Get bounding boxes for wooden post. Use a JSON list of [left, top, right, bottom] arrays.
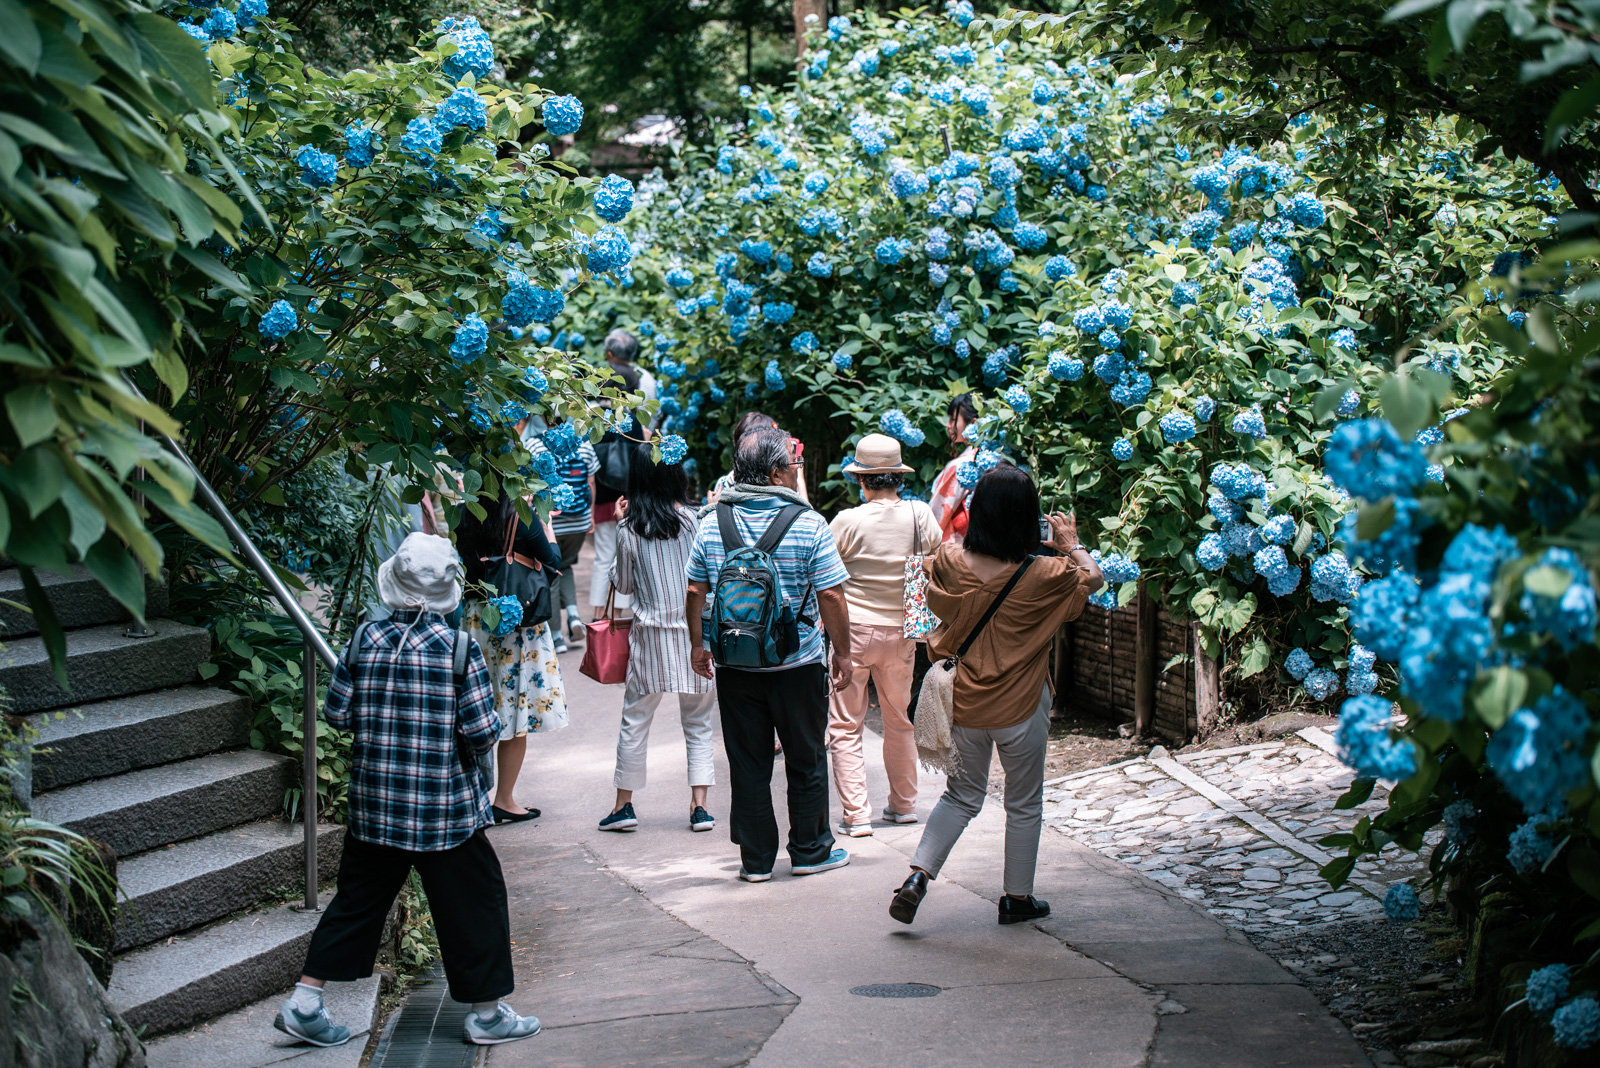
[[793, 0, 828, 55], [1134, 580, 1156, 735], [1193, 623, 1221, 738]]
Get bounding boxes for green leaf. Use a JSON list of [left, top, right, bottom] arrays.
[[1335, 777, 1376, 810], [83, 533, 145, 621], [1318, 855, 1356, 890], [1382, 0, 1448, 22], [1239, 637, 1271, 678], [1355, 497, 1395, 541], [136, 480, 232, 556], [16, 565, 68, 688], [1523, 564, 1575, 599], [6, 385, 57, 447], [1380, 373, 1433, 439], [1568, 846, 1600, 902], [0, 0, 41, 74], [12, 446, 64, 518], [1471, 666, 1527, 729]]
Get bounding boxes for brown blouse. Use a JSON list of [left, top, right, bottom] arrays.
[[925, 544, 1092, 730]]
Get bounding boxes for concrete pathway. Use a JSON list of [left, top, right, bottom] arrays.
[[480, 652, 1371, 1068]]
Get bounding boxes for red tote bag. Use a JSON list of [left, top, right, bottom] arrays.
[[579, 586, 631, 685]]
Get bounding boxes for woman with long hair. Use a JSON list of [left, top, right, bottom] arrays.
[[455, 492, 568, 823], [597, 442, 718, 833], [888, 465, 1102, 926], [927, 392, 979, 545]]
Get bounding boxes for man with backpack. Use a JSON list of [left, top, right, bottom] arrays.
[[686, 428, 855, 882], [273, 534, 543, 1048]]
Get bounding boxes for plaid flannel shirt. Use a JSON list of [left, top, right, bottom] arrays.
[[324, 611, 500, 852]]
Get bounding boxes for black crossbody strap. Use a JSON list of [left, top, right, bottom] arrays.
[[955, 555, 1034, 661], [754, 503, 807, 554]]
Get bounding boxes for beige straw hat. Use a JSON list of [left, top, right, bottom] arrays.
[[843, 432, 915, 474]]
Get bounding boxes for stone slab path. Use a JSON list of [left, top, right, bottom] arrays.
[[1041, 729, 1432, 935]]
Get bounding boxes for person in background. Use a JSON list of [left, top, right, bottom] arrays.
[[928, 393, 979, 545], [534, 421, 598, 653], [709, 411, 810, 504], [827, 434, 942, 837], [888, 466, 1101, 927], [598, 442, 718, 834], [275, 534, 541, 1048], [686, 429, 854, 882], [456, 493, 568, 824], [592, 341, 647, 623]]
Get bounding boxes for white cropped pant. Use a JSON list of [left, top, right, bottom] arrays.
[[614, 686, 718, 791]]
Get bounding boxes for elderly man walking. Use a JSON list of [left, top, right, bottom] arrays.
[[686, 428, 855, 882]]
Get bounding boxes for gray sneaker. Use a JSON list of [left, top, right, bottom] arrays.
[[274, 1001, 351, 1047], [463, 1003, 542, 1045]]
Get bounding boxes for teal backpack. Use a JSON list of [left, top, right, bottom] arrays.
[[709, 502, 812, 669]]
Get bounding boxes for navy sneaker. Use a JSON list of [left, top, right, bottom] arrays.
[[690, 806, 716, 832], [598, 803, 638, 831], [792, 848, 850, 876]]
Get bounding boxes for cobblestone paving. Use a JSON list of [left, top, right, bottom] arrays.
[[1043, 727, 1435, 934]]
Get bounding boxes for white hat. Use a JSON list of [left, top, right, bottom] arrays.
[[377, 533, 464, 615], [843, 433, 914, 474]]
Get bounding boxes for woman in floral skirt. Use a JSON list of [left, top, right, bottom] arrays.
[[456, 493, 569, 823]]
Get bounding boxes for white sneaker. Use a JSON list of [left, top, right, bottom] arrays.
[[463, 1003, 542, 1045], [840, 821, 874, 838], [881, 808, 919, 824], [738, 867, 773, 883]]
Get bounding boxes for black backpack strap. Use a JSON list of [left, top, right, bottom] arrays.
[[340, 621, 373, 675], [453, 629, 470, 689], [754, 503, 808, 554], [955, 556, 1034, 661], [716, 502, 746, 553]]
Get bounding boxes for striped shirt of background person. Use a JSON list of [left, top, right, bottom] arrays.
[[609, 504, 713, 695]]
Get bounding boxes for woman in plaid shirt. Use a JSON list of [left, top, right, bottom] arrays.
[[274, 534, 544, 1048]]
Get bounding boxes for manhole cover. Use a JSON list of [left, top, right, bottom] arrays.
[[849, 983, 941, 999]]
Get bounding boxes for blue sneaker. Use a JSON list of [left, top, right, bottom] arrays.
[[598, 803, 638, 831], [792, 848, 850, 876], [274, 1000, 350, 1048], [463, 1003, 542, 1045], [690, 806, 716, 832]]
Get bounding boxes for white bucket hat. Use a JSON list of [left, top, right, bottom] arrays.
[[843, 433, 915, 474], [377, 533, 464, 615]]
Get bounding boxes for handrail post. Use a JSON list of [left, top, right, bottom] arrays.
[[302, 641, 320, 912]]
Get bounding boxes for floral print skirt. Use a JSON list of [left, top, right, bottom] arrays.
[[463, 603, 569, 738]]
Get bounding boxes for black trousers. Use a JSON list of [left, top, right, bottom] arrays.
[[716, 662, 836, 874], [302, 828, 513, 1004]]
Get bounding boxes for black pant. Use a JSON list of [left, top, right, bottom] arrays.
[[302, 829, 513, 1004], [716, 663, 836, 874]]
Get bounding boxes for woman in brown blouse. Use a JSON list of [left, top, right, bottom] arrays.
[[889, 465, 1103, 926]]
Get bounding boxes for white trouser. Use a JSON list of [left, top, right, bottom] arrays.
[[589, 520, 631, 611], [614, 686, 718, 791]]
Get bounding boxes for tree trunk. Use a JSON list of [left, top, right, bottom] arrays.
[[793, 0, 827, 56]]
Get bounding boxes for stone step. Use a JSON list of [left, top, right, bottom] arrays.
[[115, 821, 346, 952], [28, 686, 252, 792], [0, 564, 168, 639], [32, 750, 292, 857], [108, 897, 331, 1038], [142, 975, 382, 1068], [0, 619, 211, 713]]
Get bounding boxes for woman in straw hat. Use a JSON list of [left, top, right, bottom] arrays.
[[826, 433, 942, 837]]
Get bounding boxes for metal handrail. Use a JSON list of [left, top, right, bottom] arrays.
[[123, 377, 332, 911]]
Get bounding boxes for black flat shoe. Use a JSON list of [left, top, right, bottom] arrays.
[[998, 894, 1050, 925], [889, 871, 929, 925], [492, 805, 540, 823]]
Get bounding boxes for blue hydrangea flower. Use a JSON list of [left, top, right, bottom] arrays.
[[1527, 964, 1570, 1016], [1324, 419, 1430, 501], [295, 144, 337, 187], [1158, 409, 1196, 441], [1261, 515, 1295, 545], [960, 84, 992, 116], [1111, 437, 1133, 461], [594, 174, 634, 222], [1382, 884, 1419, 923], [438, 85, 486, 130], [1286, 190, 1326, 228], [401, 117, 443, 160], [832, 349, 853, 371], [1331, 328, 1357, 351], [1336, 694, 1417, 779], [1194, 395, 1216, 423], [1553, 997, 1600, 1049], [237, 0, 268, 27], [658, 434, 688, 466], [1337, 389, 1361, 417], [1013, 222, 1048, 251], [586, 226, 632, 274], [1441, 799, 1475, 844], [1519, 547, 1597, 649], [202, 6, 238, 39], [1303, 667, 1340, 701], [790, 331, 818, 354], [1044, 255, 1077, 282], [343, 122, 376, 168], [1231, 407, 1267, 438], [1441, 523, 1518, 581], [665, 267, 693, 289], [439, 15, 494, 80], [740, 238, 774, 264], [543, 94, 584, 136], [763, 360, 784, 391], [1048, 351, 1084, 381], [1197, 533, 1227, 571], [1509, 814, 1555, 873], [519, 367, 548, 400], [803, 171, 829, 197], [450, 314, 489, 363], [487, 594, 523, 635], [260, 300, 298, 340], [889, 168, 929, 199], [1110, 371, 1152, 407], [1487, 687, 1591, 815], [549, 482, 578, 511], [807, 251, 833, 278], [1005, 385, 1031, 413], [1310, 550, 1360, 604], [875, 236, 911, 265], [1032, 78, 1056, 105], [1286, 648, 1314, 680], [761, 301, 795, 325]]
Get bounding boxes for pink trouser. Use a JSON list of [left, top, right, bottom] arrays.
[[827, 622, 918, 826]]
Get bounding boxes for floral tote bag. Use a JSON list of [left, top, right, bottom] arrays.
[[903, 513, 936, 639]]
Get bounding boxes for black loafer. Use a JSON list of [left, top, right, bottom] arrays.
[[889, 870, 929, 925], [998, 894, 1050, 925], [492, 805, 540, 824]]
